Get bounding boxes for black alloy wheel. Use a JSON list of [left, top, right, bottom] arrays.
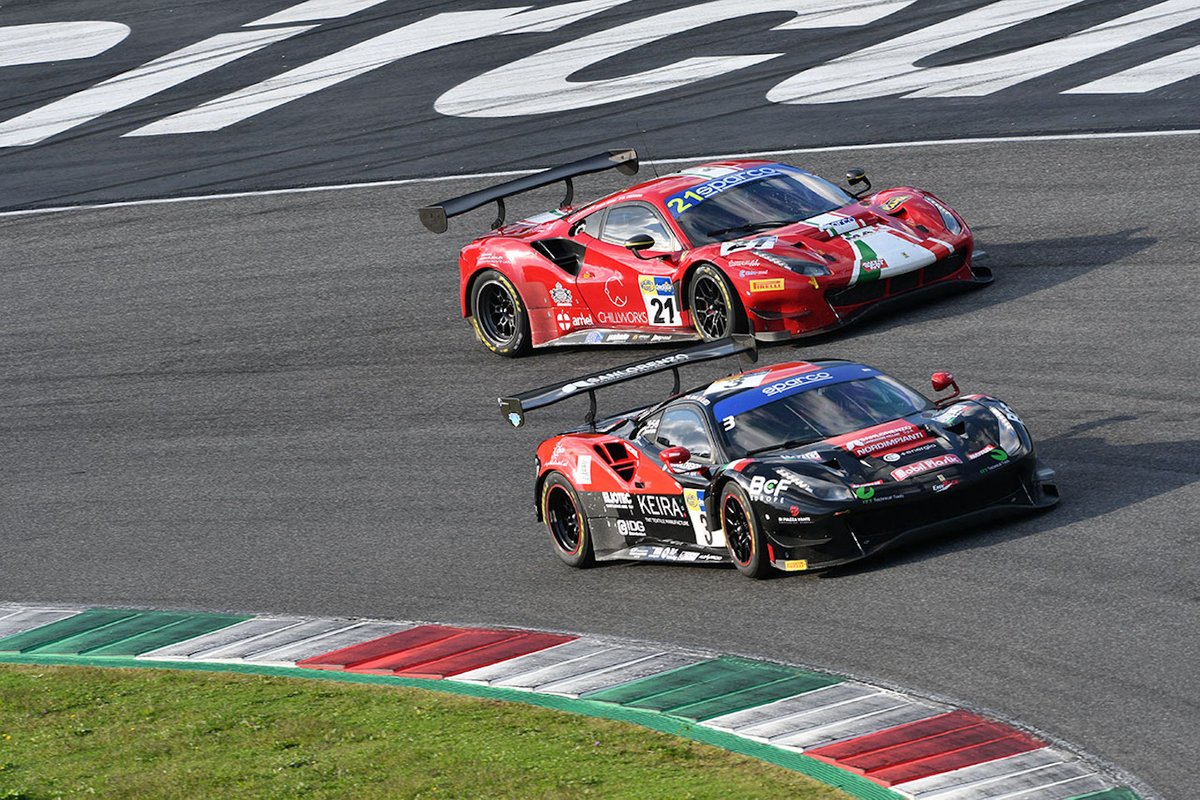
[[689, 265, 745, 340], [470, 269, 530, 356], [542, 472, 594, 568], [720, 483, 770, 578]]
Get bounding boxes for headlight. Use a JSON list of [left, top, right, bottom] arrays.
[[990, 407, 1026, 456], [929, 199, 963, 236], [757, 251, 830, 277], [777, 469, 853, 502]]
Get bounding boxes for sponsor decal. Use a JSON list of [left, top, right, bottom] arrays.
[[806, 213, 860, 236], [638, 274, 677, 327], [705, 372, 768, 395], [855, 486, 875, 500], [713, 364, 881, 420], [650, 334, 675, 342], [738, 268, 770, 277], [749, 475, 792, 502], [556, 311, 593, 331], [995, 401, 1023, 423], [585, 331, 604, 344], [574, 454, 592, 486], [883, 452, 901, 462], [562, 353, 690, 394], [932, 479, 960, 493], [861, 258, 885, 272], [604, 274, 628, 307], [628, 545, 724, 563], [475, 252, 506, 265], [720, 235, 777, 256], [933, 404, 969, 425], [605, 333, 630, 343], [881, 195, 910, 213], [890, 454, 963, 481], [780, 451, 823, 461], [763, 370, 833, 397], [990, 448, 1009, 461], [781, 559, 808, 571], [597, 309, 649, 326], [663, 165, 784, 217], [635, 493, 689, 527], [637, 493, 686, 519], [547, 442, 569, 467], [832, 419, 927, 458], [549, 282, 572, 306], [967, 444, 997, 460], [602, 491, 632, 510], [749, 278, 785, 292], [616, 519, 646, 537], [683, 488, 722, 547]]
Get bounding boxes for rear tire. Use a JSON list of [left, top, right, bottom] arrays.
[[720, 483, 771, 578], [688, 264, 746, 340], [469, 269, 531, 357], [541, 472, 595, 568]]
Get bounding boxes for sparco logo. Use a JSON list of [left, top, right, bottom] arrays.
[[762, 371, 832, 396]]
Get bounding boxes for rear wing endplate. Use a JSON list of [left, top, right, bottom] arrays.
[[418, 148, 638, 234], [499, 335, 757, 428]]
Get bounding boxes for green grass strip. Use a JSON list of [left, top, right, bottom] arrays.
[[0, 653, 902, 800]]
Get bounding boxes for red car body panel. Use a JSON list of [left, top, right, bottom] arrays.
[[457, 159, 986, 349]]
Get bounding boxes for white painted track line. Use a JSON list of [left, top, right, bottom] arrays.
[[2, 128, 1197, 219]]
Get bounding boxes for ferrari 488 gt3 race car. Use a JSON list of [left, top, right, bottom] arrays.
[[422, 149, 991, 356], [500, 337, 1058, 578]]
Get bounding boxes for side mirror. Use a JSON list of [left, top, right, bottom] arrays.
[[845, 167, 871, 198], [931, 371, 960, 406], [659, 446, 691, 466], [624, 233, 656, 260]]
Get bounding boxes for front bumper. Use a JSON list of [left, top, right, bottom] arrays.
[[747, 249, 992, 341], [764, 453, 1058, 572]]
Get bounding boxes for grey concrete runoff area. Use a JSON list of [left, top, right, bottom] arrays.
[[2, 134, 1196, 797]]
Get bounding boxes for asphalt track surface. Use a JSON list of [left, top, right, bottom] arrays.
[[2, 135, 1198, 797]]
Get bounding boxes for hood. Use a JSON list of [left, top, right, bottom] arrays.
[[705, 191, 961, 284], [734, 400, 1020, 506]]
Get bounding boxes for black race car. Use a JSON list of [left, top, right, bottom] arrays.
[[501, 337, 1058, 578]]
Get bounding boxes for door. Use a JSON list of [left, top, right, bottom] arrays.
[[576, 202, 685, 331]]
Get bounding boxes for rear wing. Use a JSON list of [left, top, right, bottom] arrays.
[[418, 148, 639, 234], [499, 335, 757, 428]]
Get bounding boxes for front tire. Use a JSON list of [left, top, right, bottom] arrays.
[[469, 269, 531, 357], [720, 483, 770, 578], [688, 264, 746, 340], [541, 472, 595, 568]]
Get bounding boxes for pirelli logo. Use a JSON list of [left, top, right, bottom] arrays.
[[749, 278, 785, 292]]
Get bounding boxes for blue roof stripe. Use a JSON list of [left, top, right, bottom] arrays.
[[713, 364, 880, 419]]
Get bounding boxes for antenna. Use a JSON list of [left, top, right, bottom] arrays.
[[639, 129, 660, 178]]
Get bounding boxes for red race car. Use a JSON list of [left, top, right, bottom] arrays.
[[420, 149, 991, 356]]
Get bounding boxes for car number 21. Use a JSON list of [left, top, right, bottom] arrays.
[[649, 296, 676, 325]]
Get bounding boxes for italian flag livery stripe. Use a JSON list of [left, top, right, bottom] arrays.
[[0, 605, 1139, 800]]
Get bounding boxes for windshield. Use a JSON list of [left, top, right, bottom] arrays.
[[668, 165, 853, 246], [716, 374, 930, 457]]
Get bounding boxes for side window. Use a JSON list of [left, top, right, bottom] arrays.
[[601, 204, 676, 250], [636, 411, 663, 444], [572, 208, 604, 239], [654, 406, 715, 462]]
